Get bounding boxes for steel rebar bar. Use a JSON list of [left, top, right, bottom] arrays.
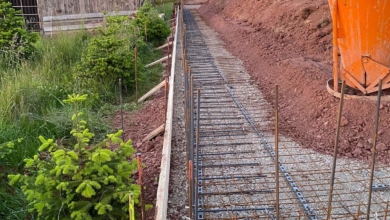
[[366, 79, 383, 219], [326, 80, 346, 220]]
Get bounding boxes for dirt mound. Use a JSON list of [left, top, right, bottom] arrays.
[[112, 92, 165, 220], [198, 0, 390, 163]]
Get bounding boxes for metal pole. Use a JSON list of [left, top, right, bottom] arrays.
[[275, 85, 280, 220], [137, 153, 145, 220], [189, 74, 194, 218], [184, 57, 190, 217], [134, 47, 138, 101], [366, 79, 383, 219], [357, 204, 361, 219], [195, 88, 201, 220], [119, 78, 124, 141], [326, 80, 346, 220], [164, 78, 168, 123]]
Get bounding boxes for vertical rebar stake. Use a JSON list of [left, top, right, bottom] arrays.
[[326, 80, 346, 220], [275, 85, 280, 220], [184, 55, 190, 218], [189, 74, 194, 218], [357, 204, 361, 219], [195, 88, 201, 220], [134, 47, 138, 101], [137, 153, 145, 220], [367, 79, 383, 219], [119, 78, 124, 141], [164, 78, 168, 123]]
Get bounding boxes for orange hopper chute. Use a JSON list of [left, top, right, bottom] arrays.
[[328, 0, 390, 94]]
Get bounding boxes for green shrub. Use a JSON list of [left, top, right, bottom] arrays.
[[74, 16, 144, 97], [8, 94, 140, 220], [131, 3, 171, 46], [0, 0, 39, 65]]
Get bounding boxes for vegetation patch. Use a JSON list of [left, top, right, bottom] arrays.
[[9, 94, 140, 220], [0, 0, 39, 66], [0, 2, 173, 219]]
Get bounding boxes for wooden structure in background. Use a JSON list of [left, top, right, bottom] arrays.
[[8, 0, 40, 30], [38, 0, 137, 17], [8, 0, 139, 32]]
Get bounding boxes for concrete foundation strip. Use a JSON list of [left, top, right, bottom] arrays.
[[154, 6, 179, 220]]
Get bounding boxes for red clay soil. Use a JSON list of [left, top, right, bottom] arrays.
[[198, 0, 390, 163], [112, 91, 165, 220]]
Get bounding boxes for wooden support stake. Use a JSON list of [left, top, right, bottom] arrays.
[[157, 41, 173, 50], [145, 55, 171, 68], [142, 124, 165, 143], [138, 80, 166, 103]]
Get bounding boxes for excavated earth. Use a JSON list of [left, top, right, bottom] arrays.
[[112, 92, 165, 220], [197, 0, 390, 163]]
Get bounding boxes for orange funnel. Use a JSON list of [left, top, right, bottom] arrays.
[[329, 0, 390, 94]]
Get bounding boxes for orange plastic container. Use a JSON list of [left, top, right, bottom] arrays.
[[328, 0, 390, 94]]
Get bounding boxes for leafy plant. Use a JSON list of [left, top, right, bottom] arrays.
[[0, 139, 20, 159], [8, 94, 140, 220], [131, 3, 171, 46], [145, 204, 153, 212], [0, 0, 39, 65], [74, 15, 144, 97]]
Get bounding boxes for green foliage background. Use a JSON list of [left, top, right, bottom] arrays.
[[131, 3, 171, 46], [0, 0, 39, 66], [0, 2, 173, 219], [9, 95, 140, 220]]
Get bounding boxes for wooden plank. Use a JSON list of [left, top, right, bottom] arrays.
[[142, 124, 165, 143], [145, 55, 171, 68], [157, 41, 173, 50], [43, 23, 101, 33], [43, 10, 137, 22], [138, 80, 166, 103], [155, 7, 179, 220]]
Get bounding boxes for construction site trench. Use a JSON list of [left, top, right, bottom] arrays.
[[165, 7, 390, 220]]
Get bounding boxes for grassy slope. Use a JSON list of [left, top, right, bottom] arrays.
[[0, 3, 173, 218], [0, 32, 165, 220]]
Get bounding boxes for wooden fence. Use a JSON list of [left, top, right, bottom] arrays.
[[38, 0, 138, 17], [8, 0, 140, 31]]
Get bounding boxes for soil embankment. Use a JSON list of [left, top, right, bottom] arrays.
[[113, 92, 165, 220], [198, 0, 390, 163]]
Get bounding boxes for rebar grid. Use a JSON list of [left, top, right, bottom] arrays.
[[182, 8, 390, 220]]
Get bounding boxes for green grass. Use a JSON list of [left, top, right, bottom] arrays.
[[155, 1, 175, 22], [0, 31, 110, 220]]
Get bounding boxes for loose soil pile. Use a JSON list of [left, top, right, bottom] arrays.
[[198, 0, 390, 163]]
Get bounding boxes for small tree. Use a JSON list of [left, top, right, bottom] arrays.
[[9, 94, 140, 220], [131, 3, 171, 46], [0, 0, 39, 62], [74, 15, 144, 96]]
